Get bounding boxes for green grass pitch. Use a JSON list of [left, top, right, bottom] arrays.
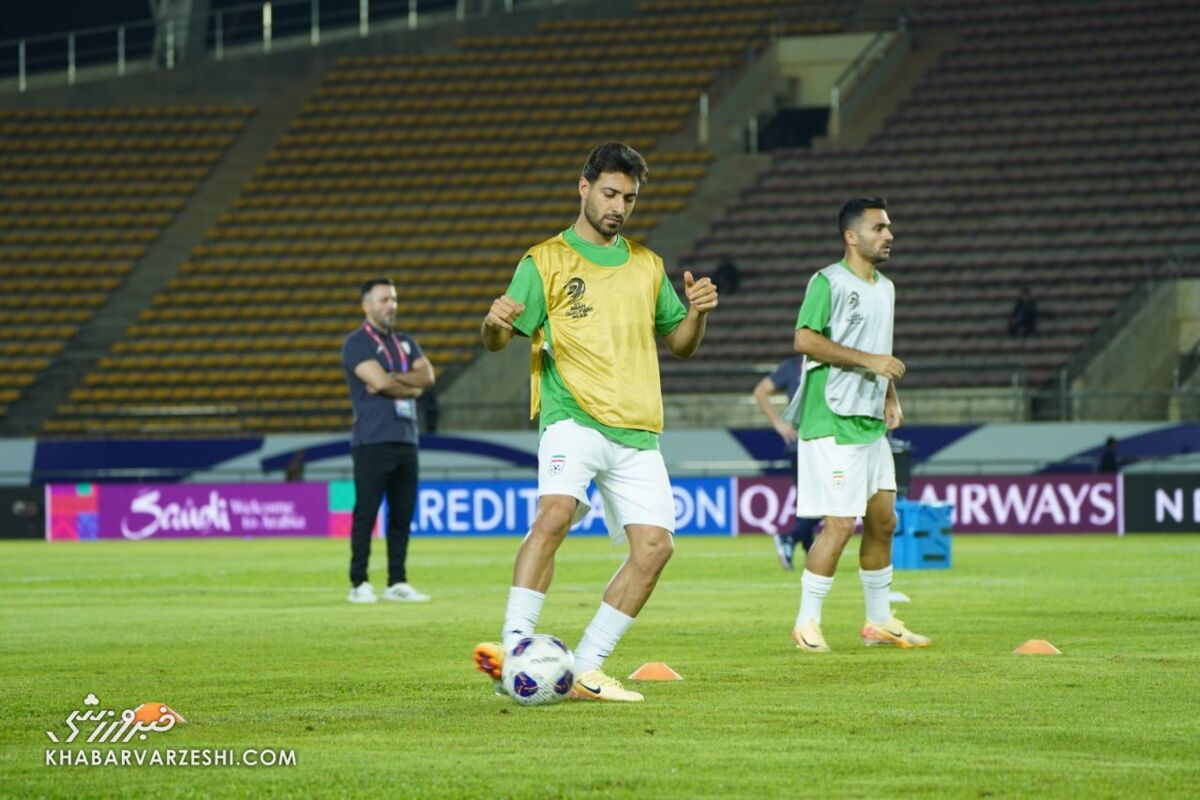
[[2, 534, 1197, 798]]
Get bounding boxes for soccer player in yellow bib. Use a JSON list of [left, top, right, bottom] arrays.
[[473, 142, 718, 702]]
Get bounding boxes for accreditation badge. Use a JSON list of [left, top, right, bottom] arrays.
[[394, 399, 416, 419]]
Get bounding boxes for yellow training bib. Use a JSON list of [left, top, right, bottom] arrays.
[[525, 233, 666, 433]]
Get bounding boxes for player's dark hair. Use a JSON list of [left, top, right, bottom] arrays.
[[581, 142, 649, 185], [360, 278, 394, 299], [837, 197, 887, 235]]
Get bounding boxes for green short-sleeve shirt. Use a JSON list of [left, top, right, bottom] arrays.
[[505, 227, 688, 450]]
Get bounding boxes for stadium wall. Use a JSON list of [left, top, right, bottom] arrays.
[[6, 424, 1200, 486]]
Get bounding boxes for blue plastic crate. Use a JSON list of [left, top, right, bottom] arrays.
[[893, 499, 952, 569]]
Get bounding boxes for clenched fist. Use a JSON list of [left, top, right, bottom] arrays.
[[484, 295, 525, 331]]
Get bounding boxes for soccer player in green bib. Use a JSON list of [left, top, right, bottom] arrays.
[[473, 142, 718, 702], [789, 197, 930, 653]]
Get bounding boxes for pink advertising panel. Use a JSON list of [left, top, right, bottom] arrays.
[[47, 483, 332, 541], [909, 475, 1121, 534]]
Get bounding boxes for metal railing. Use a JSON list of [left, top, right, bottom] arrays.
[[1, 22, 159, 91], [1176, 339, 1200, 389], [1, 0, 567, 93]]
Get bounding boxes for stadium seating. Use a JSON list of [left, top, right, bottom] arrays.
[[672, 0, 1200, 393], [0, 106, 252, 418], [46, 0, 864, 435]]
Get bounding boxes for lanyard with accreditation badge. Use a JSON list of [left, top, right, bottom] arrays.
[[362, 323, 414, 420]]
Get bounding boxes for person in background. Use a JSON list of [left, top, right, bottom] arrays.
[[340, 278, 436, 604], [712, 259, 742, 296], [1097, 437, 1120, 473], [285, 449, 306, 482], [789, 197, 930, 653], [752, 356, 819, 569], [1008, 287, 1037, 338]]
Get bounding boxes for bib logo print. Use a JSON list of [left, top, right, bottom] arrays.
[[846, 291, 864, 327], [563, 277, 593, 320]]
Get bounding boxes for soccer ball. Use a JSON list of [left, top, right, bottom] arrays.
[[501, 634, 575, 706]]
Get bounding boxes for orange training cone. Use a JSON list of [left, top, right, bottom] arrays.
[[133, 702, 188, 724], [1013, 640, 1061, 655], [628, 662, 683, 681]]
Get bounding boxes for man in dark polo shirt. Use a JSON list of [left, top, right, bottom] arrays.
[[341, 278, 436, 603]]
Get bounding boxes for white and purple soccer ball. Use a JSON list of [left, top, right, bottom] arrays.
[[501, 634, 575, 706]]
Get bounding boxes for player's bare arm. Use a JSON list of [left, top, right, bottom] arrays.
[[663, 270, 718, 359], [355, 360, 423, 398], [389, 356, 436, 389], [753, 376, 797, 442], [793, 328, 905, 381], [481, 295, 525, 352], [884, 380, 903, 430]]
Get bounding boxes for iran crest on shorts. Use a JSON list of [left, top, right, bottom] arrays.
[[548, 455, 566, 475]]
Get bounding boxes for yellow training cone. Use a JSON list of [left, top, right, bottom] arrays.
[[1013, 640, 1061, 655]]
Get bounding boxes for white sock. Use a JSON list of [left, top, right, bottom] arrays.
[[573, 602, 635, 675], [502, 586, 545, 649], [860, 565, 893, 624], [796, 569, 834, 628]]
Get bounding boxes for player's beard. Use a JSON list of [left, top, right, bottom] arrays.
[[583, 197, 624, 239], [864, 243, 890, 265], [371, 309, 394, 331]]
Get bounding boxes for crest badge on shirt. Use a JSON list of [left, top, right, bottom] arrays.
[[563, 277, 593, 320], [548, 455, 566, 476]]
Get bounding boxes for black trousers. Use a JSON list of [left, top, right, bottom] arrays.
[[349, 442, 418, 587]]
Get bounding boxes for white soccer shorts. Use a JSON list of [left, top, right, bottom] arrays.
[[537, 419, 676, 544], [795, 435, 896, 519]]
